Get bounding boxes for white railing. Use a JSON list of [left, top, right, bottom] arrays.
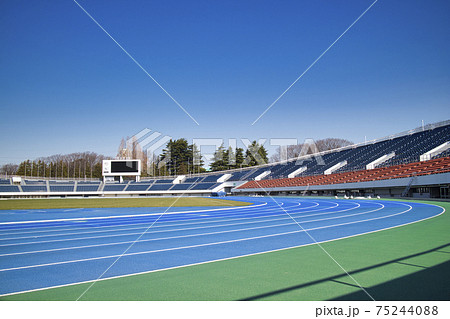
[[3, 120, 448, 182]]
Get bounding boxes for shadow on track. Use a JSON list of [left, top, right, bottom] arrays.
[[238, 243, 450, 301], [331, 260, 450, 300]]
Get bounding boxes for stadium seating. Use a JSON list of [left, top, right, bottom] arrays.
[[243, 167, 270, 180], [24, 180, 47, 185], [0, 121, 448, 197], [153, 179, 174, 184], [76, 185, 100, 192], [125, 184, 152, 191], [103, 184, 127, 192], [228, 170, 253, 181], [22, 185, 48, 192], [0, 185, 20, 192], [148, 184, 173, 191], [190, 182, 218, 190], [201, 175, 221, 182], [238, 156, 450, 189], [184, 177, 204, 183], [49, 181, 75, 184], [434, 149, 450, 159], [170, 184, 194, 191], [250, 124, 450, 180], [49, 185, 75, 192]]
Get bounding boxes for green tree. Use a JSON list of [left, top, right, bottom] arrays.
[[190, 144, 205, 174], [210, 144, 226, 171], [225, 147, 236, 169], [235, 147, 245, 169], [160, 139, 204, 176], [243, 141, 268, 167], [16, 161, 26, 176]]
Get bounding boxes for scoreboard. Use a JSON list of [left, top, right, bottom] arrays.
[[102, 160, 141, 176]]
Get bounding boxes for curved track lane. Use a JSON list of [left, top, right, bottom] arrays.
[[0, 197, 444, 296]]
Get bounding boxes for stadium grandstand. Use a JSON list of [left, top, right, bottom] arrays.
[[1, 120, 449, 199]]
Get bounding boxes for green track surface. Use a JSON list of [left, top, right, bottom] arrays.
[[0, 197, 251, 210], [1, 199, 449, 301]]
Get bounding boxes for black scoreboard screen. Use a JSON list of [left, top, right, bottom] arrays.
[[110, 161, 139, 173]]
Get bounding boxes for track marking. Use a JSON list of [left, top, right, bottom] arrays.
[[0, 202, 414, 272], [0, 202, 381, 256], [0, 201, 326, 238], [0, 200, 309, 235], [0, 203, 444, 298], [0, 202, 267, 226], [0, 201, 361, 246]]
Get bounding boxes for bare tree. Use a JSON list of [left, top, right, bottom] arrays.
[[270, 138, 353, 163], [0, 163, 19, 176], [117, 138, 127, 159], [270, 144, 304, 162], [17, 152, 110, 178], [315, 138, 353, 151]]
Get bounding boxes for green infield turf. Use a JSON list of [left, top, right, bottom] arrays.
[[0, 197, 251, 210], [1, 199, 449, 301]]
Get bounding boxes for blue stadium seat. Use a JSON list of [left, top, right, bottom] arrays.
[[184, 177, 203, 183], [103, 184, 127, 192], [171, 184, 193, 190], [148, 184, 173, 191], [76, 185, 100, 192], [25, 180, 47, 185], [22, 185, 47, 192], [50, 185, 74, 192], [1, 122, 447, 196], [0, 185, 20, 192], [49, 181, 75, 184], [201, 175, 220, 182], [125, 184, 152, 191], [154, 179, 174, 184], [228, 170, 253, 181], [190, 183, 218, 190]]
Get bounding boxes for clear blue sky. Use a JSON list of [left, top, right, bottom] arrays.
[[1, 0, 449, 165]]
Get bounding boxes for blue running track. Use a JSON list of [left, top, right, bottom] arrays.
[[0, 197, 444, 296]]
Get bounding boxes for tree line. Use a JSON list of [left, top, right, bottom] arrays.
[[1, 137, 353, 178], [269, 138, 353, 163], [209, 141, 269, 171], [1, 152, 109, 179], [117, 136, 270, 176]]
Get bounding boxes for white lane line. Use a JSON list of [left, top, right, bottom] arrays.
[[0, 202, 268, 226], [0, 202, 414, 272], [0, 203, 444, 297], [0, 203, 290, 240], [0, 201, 361, 246], [0, 200, 319, 236], [0, 202, 380, 256], [0, 202, 300, 236], [0, 222, 304, 257], [0, 202, 324, 236], [0, 200, 325, 239], [0, 200, 320, 238], [0, 201, 358, 246]]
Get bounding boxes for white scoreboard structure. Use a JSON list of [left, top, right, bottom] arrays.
[[102, 160, 141, 182]]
